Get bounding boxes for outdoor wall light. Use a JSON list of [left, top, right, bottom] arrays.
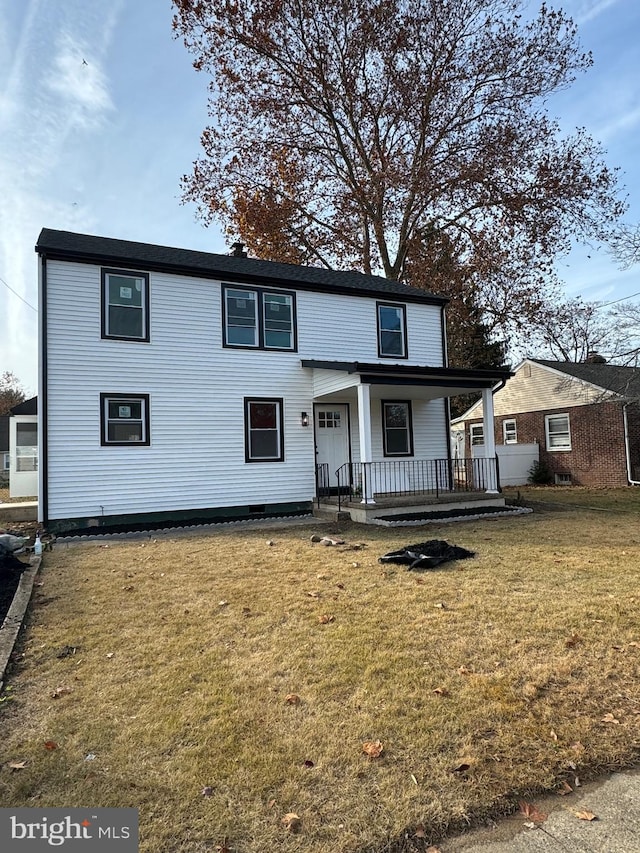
[[301, 411, 310, 427]]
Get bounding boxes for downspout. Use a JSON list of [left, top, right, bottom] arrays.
[[623, 403, 640, 485]]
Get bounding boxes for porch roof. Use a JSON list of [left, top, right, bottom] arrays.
[[301, 360, 513, 400]]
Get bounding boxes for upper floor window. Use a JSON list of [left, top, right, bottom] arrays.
[[224, 285, 296, 351], [470, 424, 484, 446], [503, 419, 517, 444], [377, 302, 407, 358], [102, 269, 149, 341], [382, 401, 413, 456], [545, 413, 571, 451], [100, 394, 150, 446]]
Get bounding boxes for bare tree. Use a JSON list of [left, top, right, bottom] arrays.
[[610, 223, 640, 270], [0, 371, 26, 416], [173, 0, 625, 358]]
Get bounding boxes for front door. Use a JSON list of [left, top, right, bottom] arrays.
[[314, 404, 350, 493]]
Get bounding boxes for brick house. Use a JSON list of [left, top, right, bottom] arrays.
[[452, 359, 640, 487]]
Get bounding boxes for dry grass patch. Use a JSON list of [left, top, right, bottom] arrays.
[[1, 513, 639, 852]]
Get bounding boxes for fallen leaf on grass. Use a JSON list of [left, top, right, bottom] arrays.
[[306, 591, 320, 598], [458, 665, 472, 675], [201, 786, 214, 798], [565, 633, 583, 648], [51, 686, 72, 699], [284, 693, 301, 705], [426, 848, 442, 853], [519, 801, 547, 823], [317, 614, 335, 624], [215, 843, 231, 853], [105, 653, 114, 659], [44, 741, 58, 751], [574, 810, 597, 821], [8, 760, 27, 770], [601, 712, 620, 724], [433, 687, 449, 697], [281, 812, 302, 832], [413, 824, 426, 838], [303, 759, 315, 768], [362, 740, 384, 758], [550, 729, 558, 741], [452, 762, 471, 774], [557, 781, 573, 795]]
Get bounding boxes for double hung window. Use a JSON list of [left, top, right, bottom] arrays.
[[545, 414, 571, 451], [377, 302, 407, 358], [100, 394, 150, 446], [503, 419, 517, 444], [244, 399, 284, 462], [102, 269, 149, 341], [382, 401, 413, 456], [470, 424, 484, 446], [224, 286, 296, 350]]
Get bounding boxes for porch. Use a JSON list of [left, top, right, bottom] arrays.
[[315, 457, 505, 524]]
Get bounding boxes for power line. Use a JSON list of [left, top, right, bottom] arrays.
[[595, 289, 640, 309], [0, 275, 37, 312]]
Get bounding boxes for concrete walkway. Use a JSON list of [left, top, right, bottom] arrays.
[[440, 767, 640, 852]]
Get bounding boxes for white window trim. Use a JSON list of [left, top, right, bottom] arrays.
[[503, 419, 517, 444], [545, 413, 571, 451], [470, 424, 484, 446]]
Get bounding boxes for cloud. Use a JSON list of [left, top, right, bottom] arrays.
[[573, 0, 621, 25], [46, 32, 114, 130]]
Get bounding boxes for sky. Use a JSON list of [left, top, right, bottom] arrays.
[[1, 0, 639, 395]]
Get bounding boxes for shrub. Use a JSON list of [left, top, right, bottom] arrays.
[[528, 459, 554, 485]]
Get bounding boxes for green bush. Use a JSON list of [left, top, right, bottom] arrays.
[[528, 459, 554, 485]]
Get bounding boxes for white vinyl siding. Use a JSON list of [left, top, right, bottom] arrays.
[[44, 260, 447, 521]]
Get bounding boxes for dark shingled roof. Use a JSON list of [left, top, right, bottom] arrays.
[[10, 396, 37, 415], [533, 359, 640, 399], [35, 229, 447, 306]]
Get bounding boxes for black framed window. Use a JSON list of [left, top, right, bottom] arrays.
[[382, 401, 413, 456], [101, 269, 149, 341], [244, 398, 284, 462], [224, 285, 296, 351], [100, 394, 150, 446], [377, 302, 407, 358]]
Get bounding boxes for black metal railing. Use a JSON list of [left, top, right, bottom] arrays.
[[316, 457, 499, 509]]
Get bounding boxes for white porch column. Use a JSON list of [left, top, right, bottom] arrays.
[[481, 387, 499, 493], [357, 383, 375, 503]]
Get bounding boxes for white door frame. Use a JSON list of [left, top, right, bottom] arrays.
[[313, 403, 352, 493]]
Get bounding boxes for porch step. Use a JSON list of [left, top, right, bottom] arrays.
[[316, 495, 506, 525]]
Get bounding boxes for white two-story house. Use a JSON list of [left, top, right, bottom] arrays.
[[36, 229, 511, 533]]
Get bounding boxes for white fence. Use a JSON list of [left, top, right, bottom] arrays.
[[472, 443, 539, 487]]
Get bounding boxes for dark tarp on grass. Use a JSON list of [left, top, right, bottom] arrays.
[[379, 540, 475, 570]]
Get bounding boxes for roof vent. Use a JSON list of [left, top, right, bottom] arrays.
[[230, 241, 248, 258]]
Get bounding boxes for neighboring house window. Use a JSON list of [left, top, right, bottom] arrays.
[[377, 302, 407, 358], [244, 398, 284, 462], [382, 401, 413, 456], [16, 423, 38, 471], [503, 419, 517, 444], [100, 394, 150, 446], [545, 413, 571, 451], [224, 285, 296, 350], [2, 452, 9, 470], [470, 424, 484, 446], [102, 269, 149, 341]]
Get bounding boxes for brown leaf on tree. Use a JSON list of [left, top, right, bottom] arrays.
[[284, 693, 301, 705], [44, 741, 58, 751], [281, 812, 302, 832], [362, 740, 384, 758], [519, 801, 547, 823], [574, 810, 597, 821]]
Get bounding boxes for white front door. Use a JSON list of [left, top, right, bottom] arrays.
[[314, 405, 350, 491]]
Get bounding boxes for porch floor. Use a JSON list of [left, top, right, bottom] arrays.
[[315, 490, 506, 524]]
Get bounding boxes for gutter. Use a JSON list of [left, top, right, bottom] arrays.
[[623, 403, 640, 485]]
